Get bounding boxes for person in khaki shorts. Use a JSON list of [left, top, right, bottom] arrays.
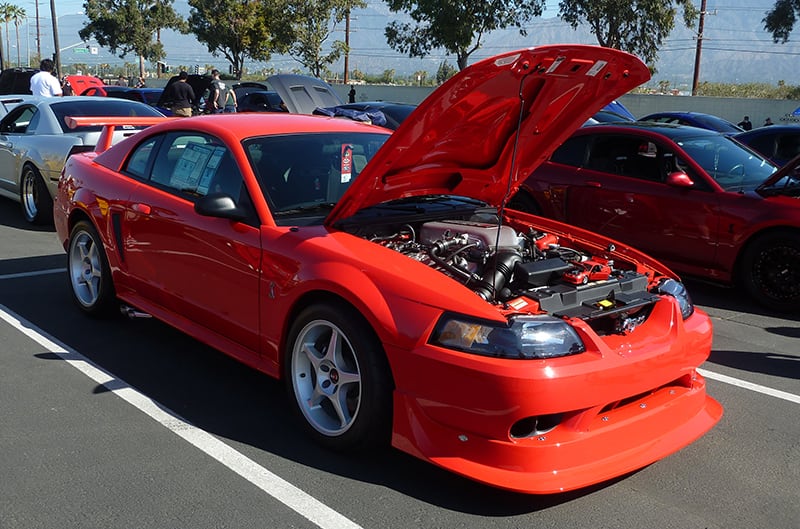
[[163, 71, 195, 117]]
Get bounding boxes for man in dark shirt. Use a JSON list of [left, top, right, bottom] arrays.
[[163, 71, 195, 117]]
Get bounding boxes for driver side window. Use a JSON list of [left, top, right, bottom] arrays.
[[0, 105, 37, 134]]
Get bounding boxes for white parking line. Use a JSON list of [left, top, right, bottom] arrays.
[[0, 304, 362, 529], [0, 268, 67, 280], [698, 367, 800, 404]]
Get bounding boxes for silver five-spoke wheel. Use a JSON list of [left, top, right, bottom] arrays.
[[291, 319, 362, 436], [285, 303, 392, 451], [67, 221, 115, 316]]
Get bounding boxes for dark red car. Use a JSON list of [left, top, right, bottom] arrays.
[[511, 122, 800, 311]]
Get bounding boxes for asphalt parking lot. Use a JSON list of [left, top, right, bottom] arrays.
[[1, 196, 798, 529]]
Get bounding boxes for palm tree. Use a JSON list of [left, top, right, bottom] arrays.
[[10, 5, 25, 66], [0, 3, 12, 69]]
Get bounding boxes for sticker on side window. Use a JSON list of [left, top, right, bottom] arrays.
[[340, 144, 354, 183]]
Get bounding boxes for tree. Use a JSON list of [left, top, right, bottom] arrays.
[[763, 0, 800, 43], [187, 0, 291, 80], [80, 0, 186, 78], [0, 2, 13, 69], [384, 0, 544, 71], [286, 0, 366, 78], [10, 4, 24, 66], [435, 60, 457, 84], [558, 0, 697, 65]]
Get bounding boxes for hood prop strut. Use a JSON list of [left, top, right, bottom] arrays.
[[486, 66, 534, 303]]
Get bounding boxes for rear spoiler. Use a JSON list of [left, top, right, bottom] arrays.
[[65, 116, 175, 153]]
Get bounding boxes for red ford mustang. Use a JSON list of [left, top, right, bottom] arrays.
[[54, 45, 721, 494]]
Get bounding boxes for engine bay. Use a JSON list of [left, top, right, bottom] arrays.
[[341, 202, 663, 331]]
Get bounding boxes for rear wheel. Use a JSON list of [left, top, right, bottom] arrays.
[[740, 231, 800, 312], [68, 220, 117, 317], [20, 164, 53, 224], [284, 302, 392, 452]]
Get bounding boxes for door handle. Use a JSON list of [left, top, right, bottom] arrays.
[[131, 203, 151, 215], [585, 181, 602, 188]]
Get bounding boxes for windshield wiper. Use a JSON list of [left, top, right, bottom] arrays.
[[275, 203, 336, 216]]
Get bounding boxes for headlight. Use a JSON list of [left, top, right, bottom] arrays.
[[430, 313, 586, 359], [657, 278, 694, 319]]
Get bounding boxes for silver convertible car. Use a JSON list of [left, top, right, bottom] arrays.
[[0, 96, 164, 224]]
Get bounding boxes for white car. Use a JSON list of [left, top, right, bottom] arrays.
[[0, 96, 164, 223]]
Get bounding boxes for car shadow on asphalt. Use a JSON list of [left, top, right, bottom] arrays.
[[709, 349, 800, 380], [684, 278, 800, 322], [0, 197, 56, 232], [0, 254, 65, 275]]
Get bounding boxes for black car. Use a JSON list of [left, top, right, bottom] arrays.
[[0, 68, 37, 95], [734, 124, 800, 166], [321, 101, 417, 130]]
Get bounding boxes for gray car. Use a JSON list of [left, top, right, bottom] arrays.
[[0, 96, 164, 223]]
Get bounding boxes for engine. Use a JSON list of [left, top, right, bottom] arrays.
[[370, 218, 658, 324]]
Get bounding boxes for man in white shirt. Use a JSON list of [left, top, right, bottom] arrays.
[[29, 59, 63, 97]]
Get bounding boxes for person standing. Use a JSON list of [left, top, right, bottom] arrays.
[[209, 69, 237, 113], [737, 116, 752, 131], [348, 85, 356, 103], [162, 71, 195, 117], [29, 59, 63, 97]]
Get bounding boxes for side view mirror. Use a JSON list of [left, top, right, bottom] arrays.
[[194, 192, 248, 221], [665, 171, 694, 188]]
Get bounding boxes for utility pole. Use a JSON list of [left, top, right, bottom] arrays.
[[343, 10, 350, 84], [35, 0, 40, 60], [691, 0, 707, 96], [50, 0, 61, 76]]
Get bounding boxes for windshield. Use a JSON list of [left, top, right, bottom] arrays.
[[243, 132, 389, 218], [676, 134, 777, 191]]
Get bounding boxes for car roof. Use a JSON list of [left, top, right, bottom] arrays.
[[582, 120, 726, 138], [735, 124, 800, 138]]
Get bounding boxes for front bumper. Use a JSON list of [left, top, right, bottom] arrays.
[[386, 303, 721, 494]]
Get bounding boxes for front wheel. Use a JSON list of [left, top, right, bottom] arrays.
[[284, 303, 392, 452], [68, 220, 117, 317], [740, 231, 800, 312], [20, 164, 53, 224]]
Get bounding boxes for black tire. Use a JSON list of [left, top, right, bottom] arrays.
[[283, 302, 392, 452], [506, 191, 541, 215], [20, 164, 53, 225], [67, 220, 117, 317], [739, 231, 800, 312]]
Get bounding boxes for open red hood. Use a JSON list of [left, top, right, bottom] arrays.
[[326, 44, 649, 224], [758, 152, 800, 191]]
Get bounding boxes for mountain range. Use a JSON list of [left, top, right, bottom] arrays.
[[24, 0, 800, 89]]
